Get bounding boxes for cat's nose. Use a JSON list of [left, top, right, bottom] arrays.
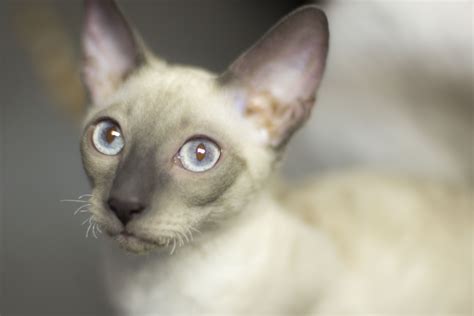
[[107, 197, 145, 225]]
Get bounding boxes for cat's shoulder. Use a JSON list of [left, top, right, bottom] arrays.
[[277, 170, 472, 252], [280, 170, 471, 220], [278, 171, 472, 312]]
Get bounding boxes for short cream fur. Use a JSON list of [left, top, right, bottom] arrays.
[[79, 0, 472, 314]]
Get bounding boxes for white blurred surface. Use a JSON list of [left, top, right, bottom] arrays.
[[284, 1, 473, 183]]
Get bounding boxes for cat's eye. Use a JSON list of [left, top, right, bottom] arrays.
[[178, 138, 221, 172], [92, 120, 125, 156]]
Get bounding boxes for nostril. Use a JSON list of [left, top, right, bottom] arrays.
[[107, 197, 145, 226], [108, 202, 117, 213], [130, 208, 143, 215], [107, 199, 118, 213]]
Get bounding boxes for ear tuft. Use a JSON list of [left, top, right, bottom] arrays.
[[224, 6, 329, 148], [82, 0, 144, 106]]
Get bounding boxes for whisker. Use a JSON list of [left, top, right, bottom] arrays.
[[78, 194, 93, 200], [183, 232, 190, 243], [82, 217, 91, 225], [186, 228, 194, 242], [85, 218, 93, 238], [170, 239, 177, 255], [175, 233, 181, 247], [190, 226, 201, 234], [61, 199, 89, 203], [92, 223, 98, 239], [96, 224, 102, 234], [74, 203, 92, 215]]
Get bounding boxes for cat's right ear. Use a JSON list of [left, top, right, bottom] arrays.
[[81, 0, 145, 106]]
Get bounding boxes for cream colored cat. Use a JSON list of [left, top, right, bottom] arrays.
[[79, 0, 472, 314]]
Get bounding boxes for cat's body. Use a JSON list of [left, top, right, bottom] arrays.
[[289, 172, 472, 313], [78, 1, 472, 315], [102, 171, 471, 315]]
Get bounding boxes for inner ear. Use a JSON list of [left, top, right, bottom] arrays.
[[221, 6, 329, 148], [81, 0, 146, 106]]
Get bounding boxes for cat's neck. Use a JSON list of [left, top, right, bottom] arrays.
[[102, 191, 340, 314]]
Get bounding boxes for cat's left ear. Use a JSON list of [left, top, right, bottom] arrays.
[[221, 6, 329, 148]]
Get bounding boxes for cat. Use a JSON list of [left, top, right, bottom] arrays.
[[79, 0, 472, 314]]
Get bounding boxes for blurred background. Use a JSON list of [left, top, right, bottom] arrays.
[[0, 0, 472, 315]]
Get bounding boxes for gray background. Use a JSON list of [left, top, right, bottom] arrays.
[[1, 1, 471, 315]]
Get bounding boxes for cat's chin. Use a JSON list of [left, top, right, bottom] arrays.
[[113, 232, 162, 254]]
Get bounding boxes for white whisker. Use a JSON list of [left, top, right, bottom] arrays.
[[190, 226, 201, 234], [170, 239, 177, 255], [74, 203, 92, 215], [96, 224, 102, 234], [82, 217, 91, 225], [186, 228, 194, 242], [86, 218, 93, 238], [78, 194, 93, 200], [178, 231, 188, 245], [92, 223, 98, 239], [61, 199, 89, 203]]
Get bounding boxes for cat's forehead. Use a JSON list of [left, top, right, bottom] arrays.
[[98, 65, 216, 116], [122, 64, 223, 114], [84, 62, 259, 149]]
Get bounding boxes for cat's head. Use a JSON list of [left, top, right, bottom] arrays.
[[80, 0, 328, 253]]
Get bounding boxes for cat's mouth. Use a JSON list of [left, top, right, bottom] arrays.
[[112, 231, 164, 254]]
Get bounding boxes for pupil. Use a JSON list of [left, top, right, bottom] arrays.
[[196, 143, 206, 161], [105, 126, 120, 144]]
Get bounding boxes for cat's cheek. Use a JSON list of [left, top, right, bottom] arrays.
[[169, 158, 247, 209]]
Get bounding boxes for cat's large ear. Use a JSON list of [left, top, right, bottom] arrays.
[[222, 6, 329, 148], [81, 0, 146, 106]]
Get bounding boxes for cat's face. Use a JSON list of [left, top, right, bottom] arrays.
[[81, 66, 273, 253], [80, 0, 328, 254]]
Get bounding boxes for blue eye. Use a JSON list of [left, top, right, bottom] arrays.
[[178, 138, 221, 172], [92, 120, 125, 156]]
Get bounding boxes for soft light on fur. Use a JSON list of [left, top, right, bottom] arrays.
[[78, 1, 472, 314]]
